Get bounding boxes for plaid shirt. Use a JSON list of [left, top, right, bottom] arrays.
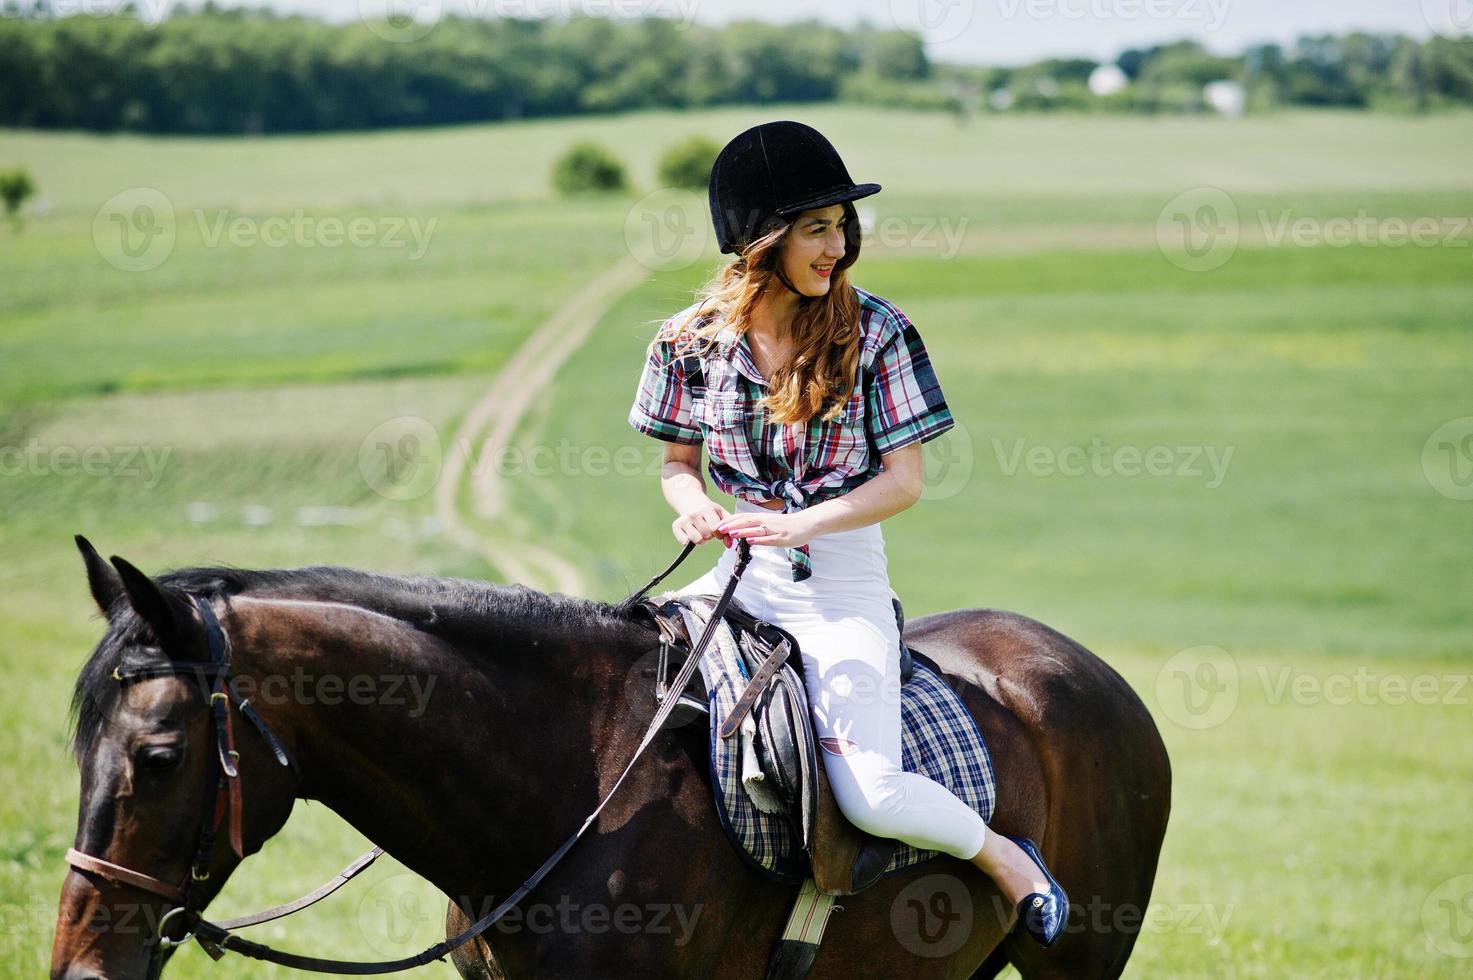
[[628, 286, 955, 581]]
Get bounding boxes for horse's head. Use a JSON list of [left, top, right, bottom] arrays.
[[52, 537, 284, 980], [50, 540, 661, 977]]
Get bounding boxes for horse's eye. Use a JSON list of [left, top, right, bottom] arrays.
[[136, 745, 182, 773]]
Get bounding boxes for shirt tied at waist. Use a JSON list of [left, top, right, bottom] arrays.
[[738, 476, 814, 582]]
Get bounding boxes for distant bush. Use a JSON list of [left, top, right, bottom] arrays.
[[0, 167, 36, 225], [656, 137, 719, 191], [551, 142, 628, 196]]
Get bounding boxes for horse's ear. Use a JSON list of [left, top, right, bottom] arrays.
[[75, 535, 125, 618], [110, 556, 200, 655]]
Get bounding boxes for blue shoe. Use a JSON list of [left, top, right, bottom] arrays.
[[1002, 834, 1068, 948]]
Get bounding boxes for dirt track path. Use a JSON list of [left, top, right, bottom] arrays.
[[434, 256, 646, 595]]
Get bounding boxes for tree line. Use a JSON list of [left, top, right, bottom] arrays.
[[0, 9, 926, 132], [0, 8, 1470, 134], [943, 35, 1473, 114]]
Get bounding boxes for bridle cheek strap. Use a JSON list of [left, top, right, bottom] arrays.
[[64, 848, 186, 902], [65, 594, 250, 914], [218, 689, 245, 860]]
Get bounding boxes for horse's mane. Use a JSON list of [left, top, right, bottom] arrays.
[[68, 564, 657, 763]]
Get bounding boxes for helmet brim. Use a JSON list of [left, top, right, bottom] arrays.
[[773, 182, 882, 216]]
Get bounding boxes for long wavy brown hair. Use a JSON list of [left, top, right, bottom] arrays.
[[645, 199, 865, 426]]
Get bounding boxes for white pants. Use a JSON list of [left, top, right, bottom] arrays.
[[669, 499, 989, 860]]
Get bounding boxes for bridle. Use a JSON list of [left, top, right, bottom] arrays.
[[65, 593, 307, 976], [62, 539, 749, 976]]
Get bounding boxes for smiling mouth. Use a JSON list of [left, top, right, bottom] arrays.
[[813, 264, 834, 276]]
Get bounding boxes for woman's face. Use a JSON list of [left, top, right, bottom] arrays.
[[778, 204, 848, 297]]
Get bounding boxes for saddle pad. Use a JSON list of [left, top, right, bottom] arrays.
[[674, 602, 997, 884]]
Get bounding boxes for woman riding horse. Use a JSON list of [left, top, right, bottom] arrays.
[[627, 120, 1068, 946]]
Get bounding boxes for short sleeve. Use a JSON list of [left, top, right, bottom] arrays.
[[865, 307, 955, 455], [628, 334, 703, 445]]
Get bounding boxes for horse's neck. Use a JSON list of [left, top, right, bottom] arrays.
[[231, 594, 649, 904]]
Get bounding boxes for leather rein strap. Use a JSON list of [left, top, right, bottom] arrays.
[[69, 539, 750, 975]]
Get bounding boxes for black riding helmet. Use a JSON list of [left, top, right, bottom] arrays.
[[708, 120, 881, 290]]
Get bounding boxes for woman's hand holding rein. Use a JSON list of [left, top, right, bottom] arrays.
[[673, 501, 735, 548], [660, 441, 733, 547]]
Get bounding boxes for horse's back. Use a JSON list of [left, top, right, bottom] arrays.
[[907, 607, 1161, 739], [906, 607, 1172, 980]]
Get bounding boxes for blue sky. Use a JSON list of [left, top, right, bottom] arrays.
[[200, 0, 1452, 65]]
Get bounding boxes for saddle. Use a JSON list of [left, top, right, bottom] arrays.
[[638, 589, 916, 896]]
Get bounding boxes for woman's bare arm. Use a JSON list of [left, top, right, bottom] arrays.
[[800, 441, 925, 536], [660, 441, 732, 546]]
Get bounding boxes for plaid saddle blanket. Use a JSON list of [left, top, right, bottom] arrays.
[[672, 602, 998, 884]]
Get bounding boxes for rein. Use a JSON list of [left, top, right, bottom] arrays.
[[65, 539, 748, 975]]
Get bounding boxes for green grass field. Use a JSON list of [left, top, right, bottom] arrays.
[[3, 107, 1471, 977]]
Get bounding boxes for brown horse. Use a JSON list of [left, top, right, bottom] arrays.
[[52, 538, 1170, 979]]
